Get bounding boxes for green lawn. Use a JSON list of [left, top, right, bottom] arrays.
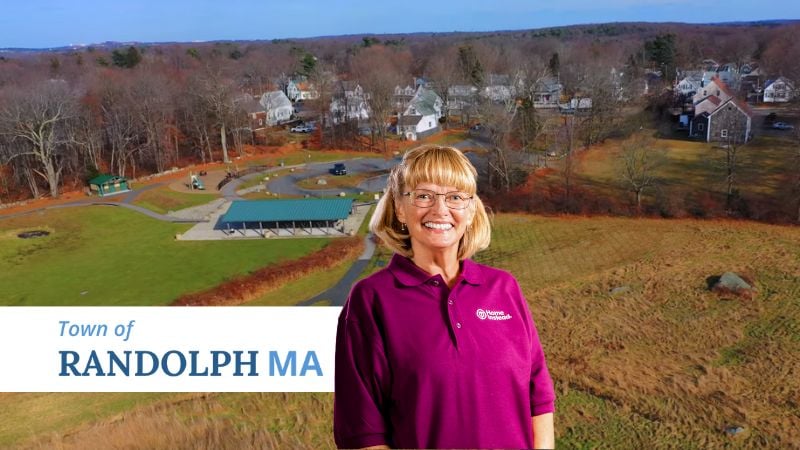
[[0, 207, 330, 305], [131, 187, 219, 215]]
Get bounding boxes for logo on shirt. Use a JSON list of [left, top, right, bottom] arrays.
[[476, 308, 512, 321]]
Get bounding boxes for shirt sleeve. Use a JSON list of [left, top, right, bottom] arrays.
[[513, 278, 556, 417], [334, 282, 392, 449]]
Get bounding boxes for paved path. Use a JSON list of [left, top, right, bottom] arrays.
[[298, 232, 378, 307], [0, 199, 200, 223]]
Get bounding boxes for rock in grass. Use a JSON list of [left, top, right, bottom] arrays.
[[711, 272, 755, 299], [609, 286, 630, 296], [724, 425, 745, 436]]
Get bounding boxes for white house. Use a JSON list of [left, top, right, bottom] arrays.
[[286, 79, 319, 102], [259, 91, 293, 126], [763, 77, 794, 103], [330, 82, 370, 124], [676, 71, 703, 96], [483, 73, 514, 103], [397, 87, 443, 141], [693, 76, 734, 105]]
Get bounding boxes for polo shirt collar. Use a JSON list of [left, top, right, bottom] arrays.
[[388, 253, 484, 286]]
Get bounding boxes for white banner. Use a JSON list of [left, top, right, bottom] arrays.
[[0, 307, 341, 392]]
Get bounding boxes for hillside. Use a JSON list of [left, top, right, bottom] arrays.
[[4, 214, 798, 448]]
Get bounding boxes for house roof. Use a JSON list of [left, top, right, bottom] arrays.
[[398, 114, 423, 126], [697, 95, 722, 107], [89, 174, 126, 186], [407, 87, 441, 116], [236, 94, 263, 114], [710, 98, 753, 119], [260, 91, 292, 110], [765, 77, 795, 90], [221, 199, 353, 223]]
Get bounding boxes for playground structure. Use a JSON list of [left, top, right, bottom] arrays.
[[190, 172, 206, 190]]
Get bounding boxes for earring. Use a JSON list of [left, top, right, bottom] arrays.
[[400, 222, 406, 231]]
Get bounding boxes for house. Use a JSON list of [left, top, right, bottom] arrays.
[[532, 77, 562, 108], [236, 94, 267, 130], [702, 69, 739, 92], [676, 71, 704, 96], [693, 76, 735, 105], [690, 98, 752, 143], [447, 85, 479, 114], [330, 81, 370, 124], [296, 81, 319, 100], [285, 78, 319, 102], [393, 85, 417, 111], [259, 91, 293, 126], [397, 86, 443, 141], [483, 73, 514, 103], [763, 77, 794, 103], [693, 95, 722, 117]]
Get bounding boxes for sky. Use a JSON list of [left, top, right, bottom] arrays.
[[1, 0, 799, 49]]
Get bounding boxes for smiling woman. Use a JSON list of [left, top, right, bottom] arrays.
[[334, 145, 556, 449]]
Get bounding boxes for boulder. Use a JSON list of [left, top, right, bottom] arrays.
[[711, 272, 755, 299]]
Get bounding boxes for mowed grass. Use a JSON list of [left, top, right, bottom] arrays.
[[6, 214, 800, 448], [0, 207, 330, 305], [131, 187, 219, 215]]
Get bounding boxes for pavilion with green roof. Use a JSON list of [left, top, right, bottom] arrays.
[[219, 198, 354, 237], [89, 174, 130, 197]]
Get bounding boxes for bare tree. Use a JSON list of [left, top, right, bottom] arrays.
[[618, 135, 663, 213], [352, 46, 408, 153], [0, 80, 77, 198], [427, 46, 461, 129], [195, 68, 238, 163]]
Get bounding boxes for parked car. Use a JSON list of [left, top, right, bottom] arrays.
[[330, 163, 347, 176], [772, 121, 794, 130], [290, 125, 313, 133]]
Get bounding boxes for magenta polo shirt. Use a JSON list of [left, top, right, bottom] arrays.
[[334, 253, 555, 449]]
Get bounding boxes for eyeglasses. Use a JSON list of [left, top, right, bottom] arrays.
[[403, 189, 473, 210]]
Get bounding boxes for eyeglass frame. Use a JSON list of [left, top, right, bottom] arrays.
[[402, 189, 474, 210]]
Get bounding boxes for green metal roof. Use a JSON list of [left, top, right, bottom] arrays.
[[221, 199, 353, 223], [89, 174, 126, 185]]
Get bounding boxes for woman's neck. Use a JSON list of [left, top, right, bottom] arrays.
[[411, 247, 461, 288]]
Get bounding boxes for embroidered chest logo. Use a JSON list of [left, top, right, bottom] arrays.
[[476, 308, 512, 321]]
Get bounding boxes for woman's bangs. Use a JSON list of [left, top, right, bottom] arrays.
[[403, 149, 476, 194]]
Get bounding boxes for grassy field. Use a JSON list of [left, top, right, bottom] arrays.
[[7, 213, 800, 448], [295, 170, 387, 190], [131, 187, 219, 214], [0, 207, 330, 305], [533, 130, 798, 218]]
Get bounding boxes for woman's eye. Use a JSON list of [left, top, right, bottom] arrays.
[[416, 193, 432, 200]]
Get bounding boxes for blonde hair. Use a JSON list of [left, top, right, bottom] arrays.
[[370, 145, 492, 260]]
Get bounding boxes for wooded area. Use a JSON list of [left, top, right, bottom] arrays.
[[1, 21, 799, 204]]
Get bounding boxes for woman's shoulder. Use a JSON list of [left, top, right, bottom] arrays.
[[464, 258, 519, 285]]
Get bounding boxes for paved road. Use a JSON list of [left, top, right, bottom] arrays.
[[264, 158, 398, 197]]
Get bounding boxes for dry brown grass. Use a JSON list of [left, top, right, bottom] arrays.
[[20, 393, 334, 450], [7, 215, 800, 449]]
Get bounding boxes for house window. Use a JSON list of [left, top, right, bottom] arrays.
[[698, 123, 704, 131], [429, 121, 432, 127], [721, 129, 728, 138], [258, 119, 263, 126]]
